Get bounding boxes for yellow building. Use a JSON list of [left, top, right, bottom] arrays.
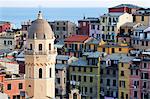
[[133, 8, 150, 26], [97, 40, 132, 54], [118, 55, 134, 99], [25, 11, 57, 99]]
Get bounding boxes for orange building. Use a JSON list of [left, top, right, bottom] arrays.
[[0, 73, 25, 99]]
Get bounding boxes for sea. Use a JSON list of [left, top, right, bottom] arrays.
[[0, 7, 107, 28]]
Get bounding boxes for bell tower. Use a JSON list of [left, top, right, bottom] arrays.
[[25, 11, 57, 99]]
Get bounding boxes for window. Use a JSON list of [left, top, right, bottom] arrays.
[[91, 25, 95, 29], [39, 68, 42, 78], [102, 48, 105, 52], [78, 67, 81, 71], [56, 27, 59, 30], [57, 78, 60, 84], [85, 87, 87, 93], [133, 16, 136, 22], [120, 81, 126, 88], [107, 79, 110, 86], [136, 70, 138, 75], [102, 17, 105, 23], [112, 48, 115, 53], [63, 27, 66, 31], [49, 44, 51, 50], [49, 68, 51, 78], [7, 84, 11, 90], [97, 25, 100, 30], [146, 41, 148, 46], [90, 67, 93, 72], [141, 16, 144, 21], [90, 77, 93, 82], [134, 91, 137, 98], [113, 80, 116, 86], [73, 75, 76, 81], [121, 71, 124, 76], [84, 67, 86, 72], [112, 26, 114, 31], [39, 44, 42, 51], [19, 83, 23, 89], [101, 69, 103, 74], [78, 76, 81, 81], [9, 41, 12, 45], [4, 40, 6, 45], [121, 63, 124, 67], [142, 41, 144, 46], [100, 79, 103, 84], [143, 63, 147, 68], [72, 67, 75, 71], [30, 44, 32, 50], [90, 87, 93, 93], [84, 76, 86, 82], [121, 92, 124, 99], [102, 26, 105, 31], [107, 70, 110, 75], [119, 48, 122, 51]]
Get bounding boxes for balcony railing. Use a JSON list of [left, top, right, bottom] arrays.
[[25, 50, 57, 55]]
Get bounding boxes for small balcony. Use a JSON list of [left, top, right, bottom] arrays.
[[25, 50, 57, 55]]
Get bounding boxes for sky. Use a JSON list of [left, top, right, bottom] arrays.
[[0, 0, 149, 8]]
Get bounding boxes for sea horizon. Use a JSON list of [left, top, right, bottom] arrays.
[[0, 7, 107, 28]]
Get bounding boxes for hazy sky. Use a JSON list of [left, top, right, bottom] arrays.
[[0, 0, 149, 8]]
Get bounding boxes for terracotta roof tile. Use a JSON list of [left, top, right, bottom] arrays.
[[65, 35, 89, 42]]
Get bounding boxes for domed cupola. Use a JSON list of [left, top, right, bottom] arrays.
[[28, 11, 54, 39]]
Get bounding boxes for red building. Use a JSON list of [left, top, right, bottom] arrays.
[[78, 18, 90, 35], [0, 21, 11, 33], [109, 4, 141, 14], [64, 35, 91, 57]]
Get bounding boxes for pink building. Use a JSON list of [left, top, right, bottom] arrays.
[[129, 51, 150, 99]]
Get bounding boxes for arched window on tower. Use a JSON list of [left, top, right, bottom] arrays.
[[39, 68, 42, 78], [39, 44, 42, 51], [49, 43, 51, 50], [30, 44, 32, 50], [49, 68, 51, 78]]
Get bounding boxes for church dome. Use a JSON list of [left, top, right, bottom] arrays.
[[28, 11, 54, 39]]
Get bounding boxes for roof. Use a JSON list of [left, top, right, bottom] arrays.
[[65, 35, 89, 43], [121, 22, 138, 28], [144, 27, 150, 32], [0, 21, 10, 26], [101, 13, 123, 17], [134, 26, 149, 31], [102, 53, 134, 62], [70, 58, 88, 66], [28, 11, 54, 39], [56, 55, 70, 60], [56, 64, 67, 69], [86, 38, 100, 45], [83, 51, 106, 58], [110, 4, 141, 9]]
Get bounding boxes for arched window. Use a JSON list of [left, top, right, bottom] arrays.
[[49, 44, 51, 50], [39, 44, 42, 51], [30, 44, 32, 50], [49, 68, 51, 78], [39, 68, 42, 78]]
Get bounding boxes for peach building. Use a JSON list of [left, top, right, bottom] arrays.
[[25, 11, 57, 99]]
